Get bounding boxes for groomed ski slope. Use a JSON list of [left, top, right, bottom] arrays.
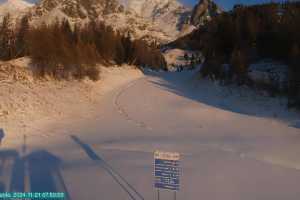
[[1, 69, 300, 200]]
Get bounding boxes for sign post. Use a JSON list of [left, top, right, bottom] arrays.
[[154, 151, 180, 200]]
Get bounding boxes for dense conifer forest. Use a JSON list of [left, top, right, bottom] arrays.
[[170, 1, 300, 107], [0, 15, 167, 80]]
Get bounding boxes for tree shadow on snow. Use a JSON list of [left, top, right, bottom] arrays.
[[142, 70, 300, 125], [0, 128, 5, 145], [0, 133, 71, 199], [70, 135, 145, 200]]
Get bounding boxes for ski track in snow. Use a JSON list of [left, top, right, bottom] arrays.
[[112, 74, 300, 171], [113, 77, 153, 131]]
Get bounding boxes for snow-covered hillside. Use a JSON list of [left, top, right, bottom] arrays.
[[0, 57, 143, 140], [0, 0, 33, 20]]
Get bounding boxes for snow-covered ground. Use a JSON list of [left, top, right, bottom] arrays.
[[1, 65, 300, 199], [0, 59, 143, 147]]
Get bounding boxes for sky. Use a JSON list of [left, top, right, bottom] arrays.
[[182, 0, 284, 10], [0, 0, 285, 10]]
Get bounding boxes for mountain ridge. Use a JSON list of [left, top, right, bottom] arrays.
[[0, 0, 222, 43], [0, 0, 33, 19]]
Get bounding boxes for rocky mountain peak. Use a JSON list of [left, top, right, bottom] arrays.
[[121, 0, 186, 18], [32, 0, 122, 19], [190, 0, 221, 26], [0, 0, 33, 20]]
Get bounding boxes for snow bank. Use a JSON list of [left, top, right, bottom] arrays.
[[0, 59, 143, 145]]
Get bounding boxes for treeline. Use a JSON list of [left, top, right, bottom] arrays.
[[174, 1, 300, 107], [0, 14, 166, 80]]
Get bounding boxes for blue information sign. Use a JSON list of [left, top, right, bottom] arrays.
[[154, 151, 180, 191]]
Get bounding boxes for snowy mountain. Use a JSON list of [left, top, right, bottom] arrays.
[[25, 0, 175, 43], [0, 0, 221, 43], [29, 0, 121, 22], [119, 0, 191, 39], [0, 0, 33, 19], [120, 0, 189, 22], [119, 0, 222, 39], [28, 0, 194, 42], [190, 0, 221, 26]]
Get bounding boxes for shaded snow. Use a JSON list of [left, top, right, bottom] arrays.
[[248, 60, 289, 90]]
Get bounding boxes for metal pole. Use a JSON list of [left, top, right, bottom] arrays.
[[22, 134, 27, 154], [174, 191, 177, 200], [157, 189, 160, 200]]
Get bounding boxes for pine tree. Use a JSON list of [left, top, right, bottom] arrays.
[[122, 32, 133, 63], [230, 48, 248, 84], [184, 53, 188, 61], [16, 15, 30, 57], [61, 19, 73, 43], [0, 14, 14, 60], [288, 44, 300, 107]]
